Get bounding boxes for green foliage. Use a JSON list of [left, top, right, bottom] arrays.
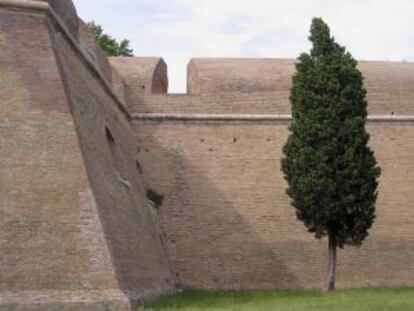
[[146, 188, 164, 209], [281, 18, 381, 248], [142, 288, 414, 311], [86, 21, 133, 57]]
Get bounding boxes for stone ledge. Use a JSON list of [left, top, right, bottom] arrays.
[[131, 113, 414, 123], [0, 0, 48, 11]]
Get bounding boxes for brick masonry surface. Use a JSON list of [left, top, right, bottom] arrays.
[[0, 0, 413, 310], [132, 121, 414, 289], [0, 2, 172, 311]]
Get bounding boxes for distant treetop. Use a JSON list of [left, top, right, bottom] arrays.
[[86, 21, 134, 57]]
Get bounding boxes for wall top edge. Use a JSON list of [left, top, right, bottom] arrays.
[[0, 0, 49, 11], [0, 0, 133, 121]]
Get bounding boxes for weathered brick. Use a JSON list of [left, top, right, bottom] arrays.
[[1, 0, 414, 310]]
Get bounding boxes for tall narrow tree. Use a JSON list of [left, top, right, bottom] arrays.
[[281, 18, 381, 291]]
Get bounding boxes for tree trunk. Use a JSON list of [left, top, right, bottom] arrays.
[[325, 233, 337, 292]]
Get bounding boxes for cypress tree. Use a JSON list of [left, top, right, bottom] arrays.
[[281, 18, 381, 291]]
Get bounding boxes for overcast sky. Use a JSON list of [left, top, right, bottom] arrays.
[[73, 0, 414, 93]]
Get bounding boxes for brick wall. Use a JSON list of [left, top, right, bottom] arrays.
[[125, 59, 414, 116], [109, 57, 167, 111], [132, 120, 414, 289], [51, 17, 174, 305], [0, 3, 172, 310], [128, 58, 414, 290], [1, 0, 413, 308]]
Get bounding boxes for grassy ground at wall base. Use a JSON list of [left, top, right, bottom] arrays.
[[141, 287, 414, 311]]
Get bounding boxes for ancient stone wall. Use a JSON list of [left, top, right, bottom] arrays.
[[109, 57, 168, 111], [1, 0, 414, 308], [50, 12, 174, 307], [129, 58, 414, 290], [132, 119, 414, 289], [116, 58, 414, 116], [187, 59, 414, 118], [0, 1, 172, 310]]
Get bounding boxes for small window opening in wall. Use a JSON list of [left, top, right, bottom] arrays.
[[391, 111, 394, 116], [105, 127, 116, 152], [209, 148, 213, 152], [136, 160, 143, 174], [267, 138, 271, 142], [200, 139, 205, 143], [233, 138, 237, 143], [137, 145, 141, 153], [142, 85, 146, 90]]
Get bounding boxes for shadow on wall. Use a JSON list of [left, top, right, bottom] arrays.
[[135, 124, 304, 290], [135, 121, 414, 290]]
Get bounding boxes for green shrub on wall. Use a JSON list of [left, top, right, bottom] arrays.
[[146, 188, 164, 209]]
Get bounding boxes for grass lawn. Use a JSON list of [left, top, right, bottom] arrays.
[[142, 287, 414, 311]]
